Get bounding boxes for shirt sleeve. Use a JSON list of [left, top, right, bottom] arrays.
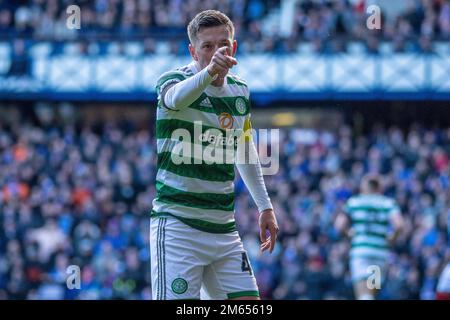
[[235, 116, 273, 213], [157, 68, 215, 111], [155, 70, 187, 111]]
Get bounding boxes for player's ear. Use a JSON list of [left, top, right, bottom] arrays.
[[189, 43, 198, 61], [231, 40, 237, 56]]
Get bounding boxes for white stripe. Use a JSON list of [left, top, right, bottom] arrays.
[[353, 224, 388, 234], [350, 247, 389, 259], [352, 235, 387, 247], [351, 210, 388, 221], [156, 168, 234, 194], [152, 199, 235, 224], [204, 83, 249, 99], [157, 105, 247, 128]]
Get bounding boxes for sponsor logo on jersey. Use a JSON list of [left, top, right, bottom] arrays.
[[199, 97, 213, 108], [219, 112, 234, 129], [199, 129, 239, 147]]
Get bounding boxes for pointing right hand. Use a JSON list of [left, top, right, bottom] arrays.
[[207, 46, 238, 77]]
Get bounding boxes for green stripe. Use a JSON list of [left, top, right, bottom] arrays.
[[354, 231, 387, 238], [210, 96, 250, 116], [351, 243, 388, 249], [226, 76, 248, 87], [151, 211, 236, 234], [186, 94, 216, 114], [156, 118, 226, 139], [157, 151, 235, 182], [156, 181, 234, 211], [188, 94, 250, 116], [352, 220, 388, 226], [226, 291, 260, 299]]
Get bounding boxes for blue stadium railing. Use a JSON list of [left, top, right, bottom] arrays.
[[1, 42, 450, 103]]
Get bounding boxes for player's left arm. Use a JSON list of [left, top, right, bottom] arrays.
[[236, 116, 278, 254]]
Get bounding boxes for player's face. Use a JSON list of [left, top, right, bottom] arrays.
[[189, 25, 237, 71]]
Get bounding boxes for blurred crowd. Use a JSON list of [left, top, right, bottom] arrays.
[[1, 0, 450, 54], [0, 107, 155, 299], [0, 106, 448, 300], [0, 0, 279, 38], [245, 123, 450, 299]]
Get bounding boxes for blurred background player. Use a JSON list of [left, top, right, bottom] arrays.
[[335, 175, 405, 300]]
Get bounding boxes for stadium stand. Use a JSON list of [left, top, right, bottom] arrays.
[[0, 0, 449, 300]]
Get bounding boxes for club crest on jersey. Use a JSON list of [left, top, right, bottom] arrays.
[[235, 97, 246, 115], [171, 278, 188, 294], [219, 112, 234, 129]]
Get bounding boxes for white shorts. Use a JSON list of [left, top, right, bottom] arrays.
[[350, 257, 387, 284], [150, 216, 259, 300]]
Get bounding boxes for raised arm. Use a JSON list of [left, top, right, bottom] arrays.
[[160, 47, 237, 110]]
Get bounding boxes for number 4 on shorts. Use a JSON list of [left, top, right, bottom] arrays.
[[241, 252, 252, 275]]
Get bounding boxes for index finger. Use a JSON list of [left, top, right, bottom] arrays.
[[260, 224, 267, 243], [217, 46, 231, 55], [269, 225, 278, 253]]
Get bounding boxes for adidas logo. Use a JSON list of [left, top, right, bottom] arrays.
[[199, 97, 213, 108]]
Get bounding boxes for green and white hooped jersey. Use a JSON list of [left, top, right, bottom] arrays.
[[152, 62, 251, 233], [345, 194, 400, 261]]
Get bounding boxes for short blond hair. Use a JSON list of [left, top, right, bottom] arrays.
[[187, 10, 235, 44]]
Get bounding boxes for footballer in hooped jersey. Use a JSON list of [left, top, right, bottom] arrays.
[[150, 10, 279, 300], [335, 175, 405, 300]]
